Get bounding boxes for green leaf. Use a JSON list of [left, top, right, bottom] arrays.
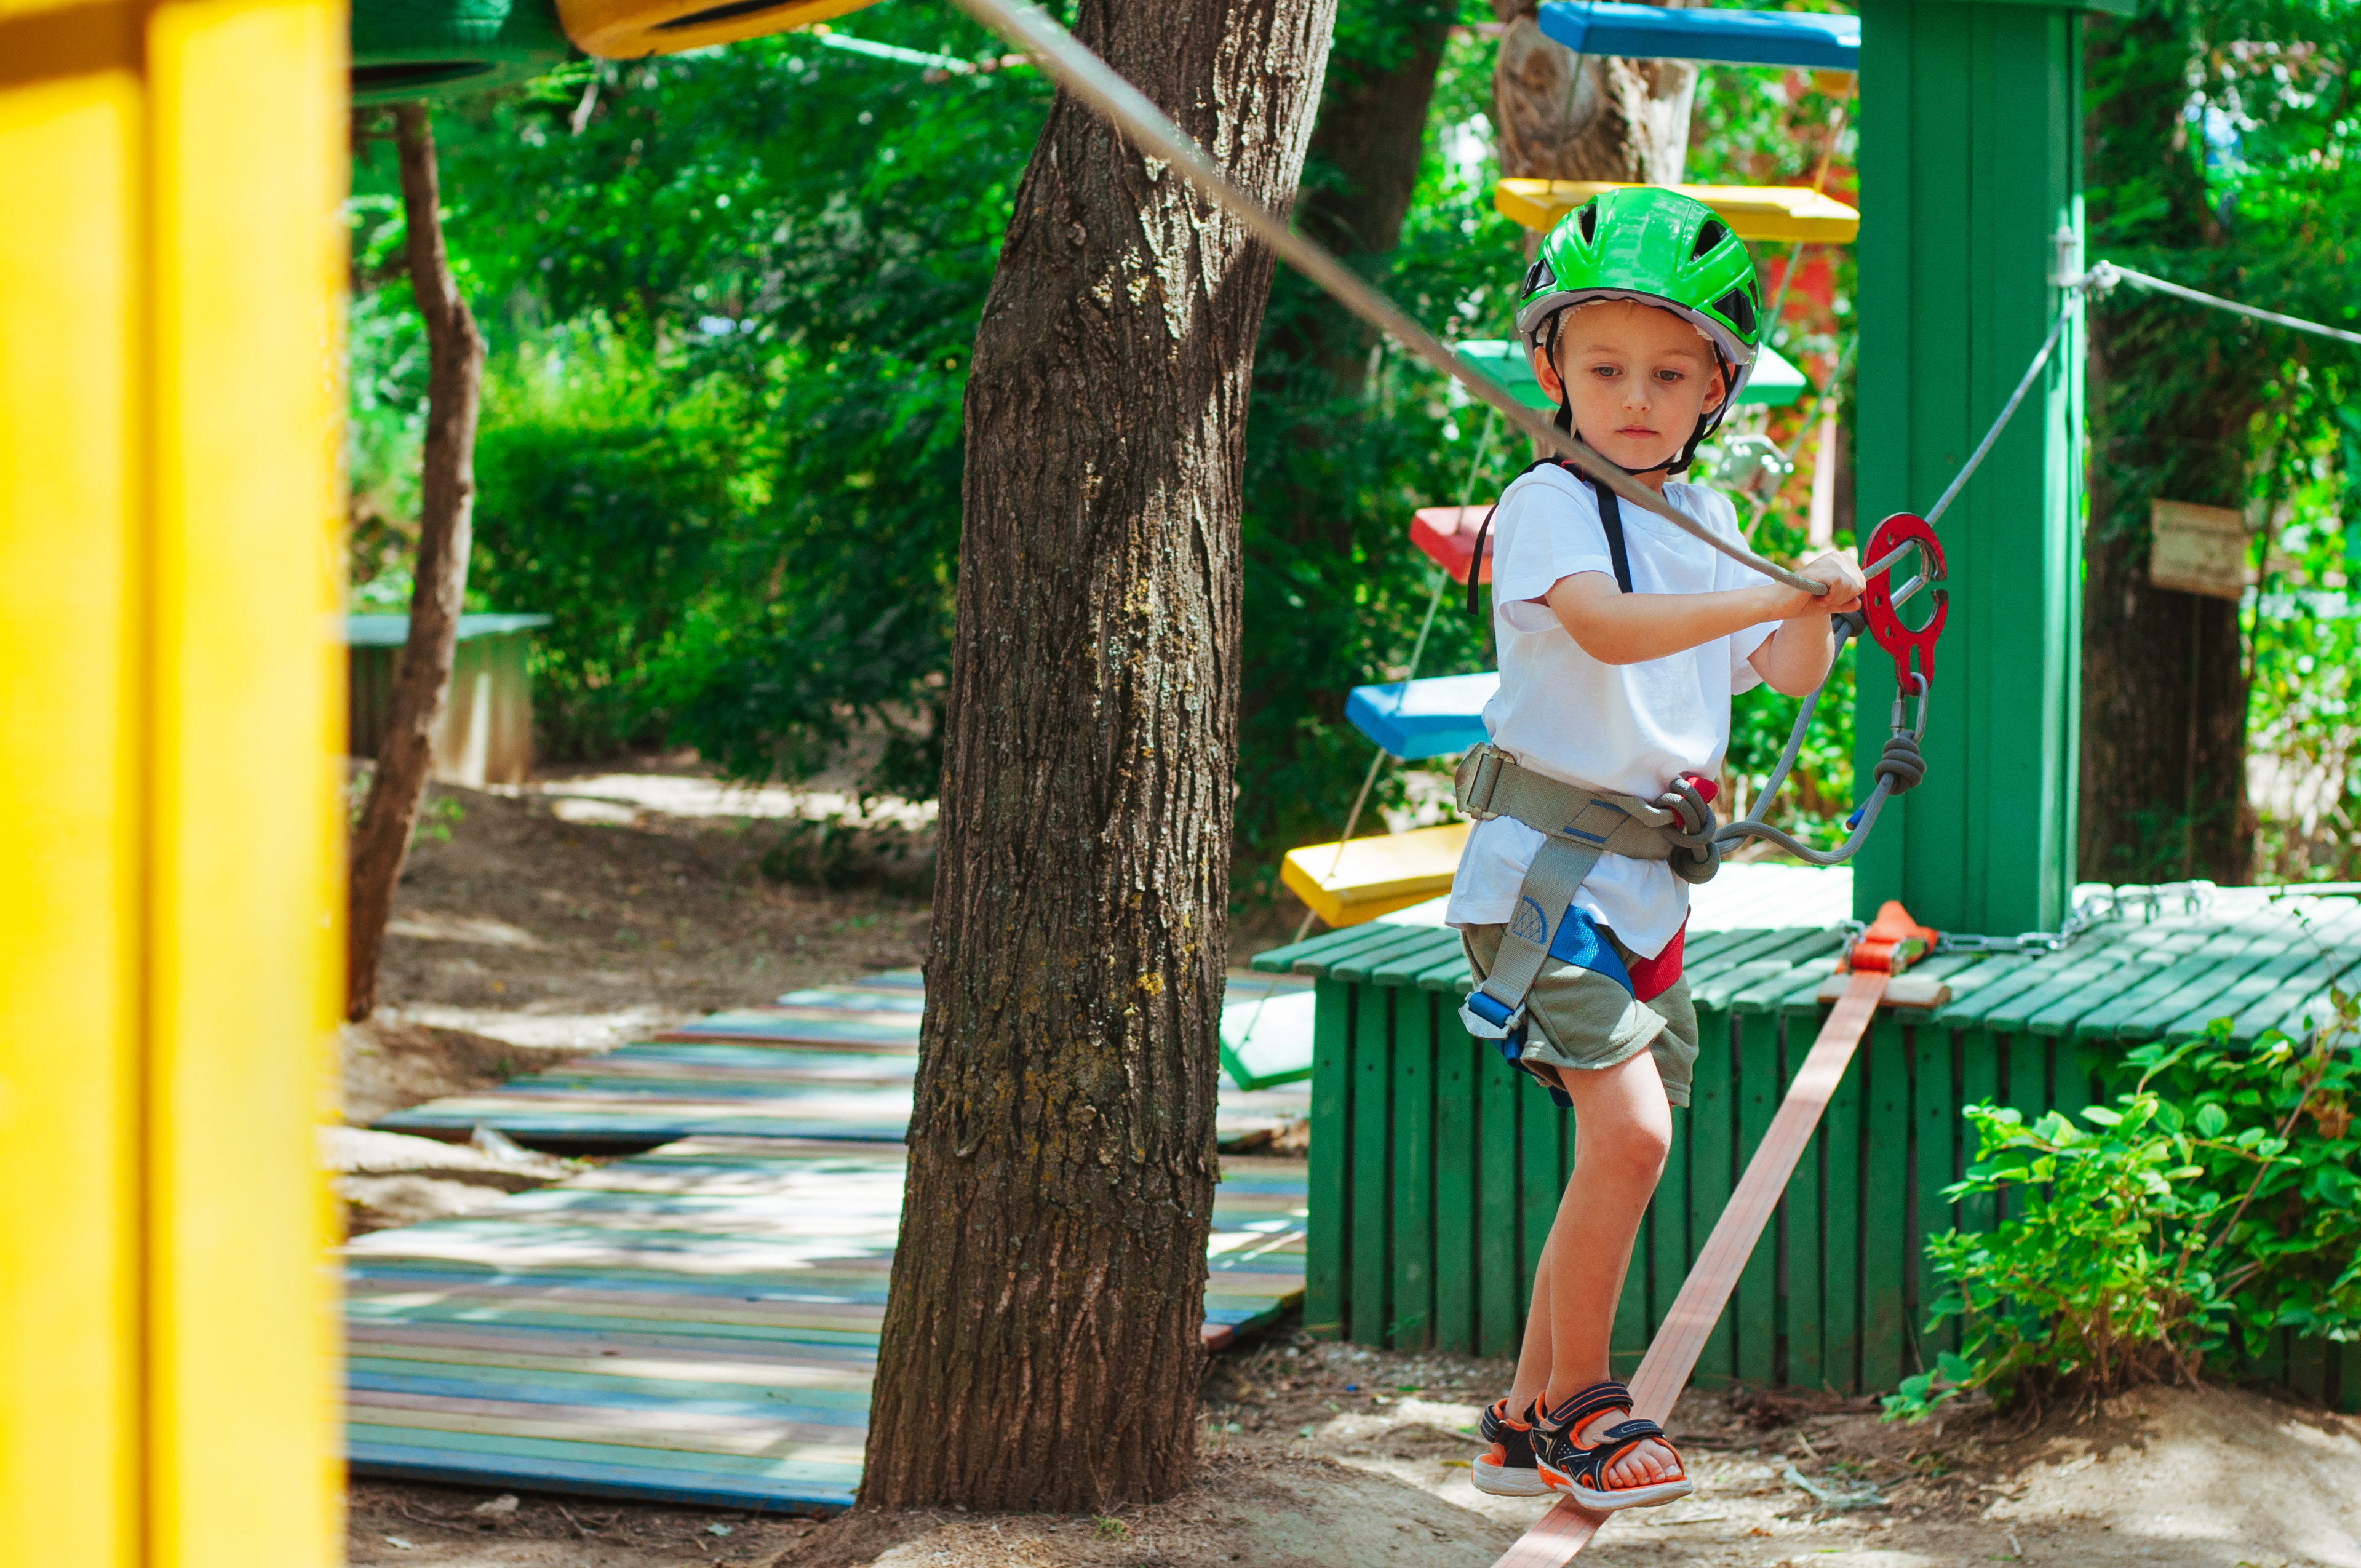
[[2194, 1102, 2229, 1137]]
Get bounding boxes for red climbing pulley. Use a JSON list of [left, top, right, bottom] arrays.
[[1861, 512, 1947, 690]]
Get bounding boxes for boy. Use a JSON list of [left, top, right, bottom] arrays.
[[1454, 187, 1864, 1510]]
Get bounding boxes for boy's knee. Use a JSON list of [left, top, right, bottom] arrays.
[[1587, 1115, 1671, 1181]]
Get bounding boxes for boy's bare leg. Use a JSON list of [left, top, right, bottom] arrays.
[[1505, 1233, 1555, 1414], [1534, 1051, 1684, 1489]]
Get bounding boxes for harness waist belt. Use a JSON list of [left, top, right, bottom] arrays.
[[1453, 743, 1718, 1041]]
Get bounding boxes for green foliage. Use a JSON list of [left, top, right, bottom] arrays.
[[347, 15, 1048, 791], [469, 340, 778, 757], [1885, 993, 2361, 1422], [2085, 0, 2360, 877]]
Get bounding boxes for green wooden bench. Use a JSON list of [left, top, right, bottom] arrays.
[[1251, 889, 2361, 1409]]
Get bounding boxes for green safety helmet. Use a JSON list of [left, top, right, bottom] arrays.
[[1516, 185, 1764, 471]]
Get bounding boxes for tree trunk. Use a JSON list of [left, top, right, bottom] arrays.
[[858, 0, 1334, 1512], [1266, 7, 1455, 394], [346, 104, 485, 1019], [2077, 9, 2258, 885], [1489, 0, 1695, 185]]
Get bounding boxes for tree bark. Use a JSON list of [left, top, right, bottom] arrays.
[[1489, 0, 1695, 185], [858, 0, 1334, 1512], [2077, 10, 2258, 885], [346, 104, 485, 1019]]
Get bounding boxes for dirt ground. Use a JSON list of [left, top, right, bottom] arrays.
[[340, 760, 2361, 1568]]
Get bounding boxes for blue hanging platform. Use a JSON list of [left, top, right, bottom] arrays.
[[1345, 672, 1500, 760], [1536, 1, 1858, 73]]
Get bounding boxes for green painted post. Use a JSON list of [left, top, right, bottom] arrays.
[[1852, 0, 2119, 936]]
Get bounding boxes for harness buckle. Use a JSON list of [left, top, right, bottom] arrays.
[[1459, 989, 1526, 1040], [1455, 743, 1507, 821]]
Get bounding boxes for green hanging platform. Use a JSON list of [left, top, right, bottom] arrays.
[[351, 0, 573, 106]]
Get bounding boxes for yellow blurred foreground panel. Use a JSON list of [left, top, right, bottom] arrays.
[[0, 1, 346, 1564], [1495, 179, 1861, 244], [1281, 822, 1471, 929]]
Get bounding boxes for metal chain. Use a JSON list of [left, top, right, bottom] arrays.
[[1930, 880, 2217, 955]]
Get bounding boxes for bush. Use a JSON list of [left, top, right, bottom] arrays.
[[1886, 991, 2361, 1422], [469, 342, 778, 758]]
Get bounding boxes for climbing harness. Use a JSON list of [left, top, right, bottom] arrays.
[[1452, 744, 1719, 1041]]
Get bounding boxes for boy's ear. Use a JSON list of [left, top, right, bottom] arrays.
[[1529, 343, 1564, 397], [1701, 365, 1729, 417]]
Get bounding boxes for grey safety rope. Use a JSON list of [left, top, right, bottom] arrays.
[[2084, 260, 2361, 349]]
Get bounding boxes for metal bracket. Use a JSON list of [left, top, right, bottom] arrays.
[[1861, 512, 1948, 690]]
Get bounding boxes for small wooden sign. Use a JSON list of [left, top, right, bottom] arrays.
[[2149, 499, 2250, 600]]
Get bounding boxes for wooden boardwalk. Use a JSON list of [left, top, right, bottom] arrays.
[[378, 971, 1315, 1148], [348, 973, 1310, 1510]]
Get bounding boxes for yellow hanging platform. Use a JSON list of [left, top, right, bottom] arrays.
[[1494, 180, 1859, 244], [1281, 822, 1470, 929], [560, 0, 878, 58]]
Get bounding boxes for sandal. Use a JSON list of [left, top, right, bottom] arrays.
[[1532, 1381, 1694, 1511], [1472, 1397, 1549, 1497]]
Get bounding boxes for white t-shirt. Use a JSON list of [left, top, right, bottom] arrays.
[[1445, 464, 1782, 959]]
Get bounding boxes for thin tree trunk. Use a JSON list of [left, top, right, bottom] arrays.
[[1265, 6, 1455, 396], [1490, 0, 1695, 185], [347, 104, 485, 1019], [2077, 9, 2259, 885], [859, 0, 1334, 1512]]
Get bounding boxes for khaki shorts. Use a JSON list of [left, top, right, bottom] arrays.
[[1460, 921, 1699, 1108]]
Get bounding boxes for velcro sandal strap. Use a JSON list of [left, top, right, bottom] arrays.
[[1479, 1399, 1529, 1443], [1537, 1380, 1634, 1435]]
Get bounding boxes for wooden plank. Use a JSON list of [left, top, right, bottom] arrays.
[[1366, 929, 1468, 987], [2170, 904, 2361, 1041], [2106, 942, 2286, 1041], [1391, 990, 1436, 1349], [349, 1439, 854, 1512], [1686, 1008, 1738, 1385], [2051, 920, 2282, 1041], [1305, 977, 1352, 1340], [1911, 1025, 1959, 1363], [352, 1399, 867, 1463], [1686, 928, 1826, 990], [346, 1421, 861, 1483], [1327, 928, 1457, 984], [1953, 1028, 2001, 1242], [1859, 1019, 1911, 1393], [1350, 983, 1394, 1346], [1734, 1010, 1782, 1386], [1783, 1011, 1826, 1392], [1818, 1003, 1863, 1393], [1254, 923, 1406, 977], [1475, 1039, 1524, 1357], [1434, 1009, 1478, 1354]]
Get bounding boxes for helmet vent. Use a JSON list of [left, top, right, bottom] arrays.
[[1717, 288, 1758, 336], [1577, 200, 1599, 243], [1524, 258, 1555, 295], [1692, 218, 1729, 258]]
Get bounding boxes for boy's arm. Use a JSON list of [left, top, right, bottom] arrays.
[[1543, 551, 1865, 694]]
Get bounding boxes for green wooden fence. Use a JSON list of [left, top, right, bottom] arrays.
[[1251, 890, 2361, 1409]]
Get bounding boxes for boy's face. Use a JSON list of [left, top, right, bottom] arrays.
[[1531, 300, 1729, 476]]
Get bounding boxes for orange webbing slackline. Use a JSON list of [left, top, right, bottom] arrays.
[[1490, 903, 1935, 1568]]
